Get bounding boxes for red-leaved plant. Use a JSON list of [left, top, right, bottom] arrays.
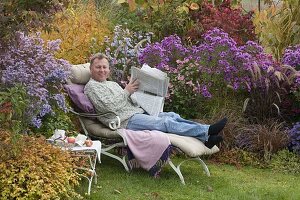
[[186, 0, 256, 45]]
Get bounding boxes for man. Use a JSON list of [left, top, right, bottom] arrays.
[[84, 53, 226, 148]]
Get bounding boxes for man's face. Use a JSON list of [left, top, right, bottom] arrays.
[[90, 58, 110, 82]]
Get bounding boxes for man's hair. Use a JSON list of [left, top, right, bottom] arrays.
[[90, 53, 109, 68]]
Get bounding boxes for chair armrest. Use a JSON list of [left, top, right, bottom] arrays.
[[68, 108, 121, 130], [68, 108, 107, 117]]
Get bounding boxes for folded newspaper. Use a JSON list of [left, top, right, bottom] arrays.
[[130, 64, 169, 116]]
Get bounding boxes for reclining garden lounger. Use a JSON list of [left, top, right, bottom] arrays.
[[65, 63, 220, 184]]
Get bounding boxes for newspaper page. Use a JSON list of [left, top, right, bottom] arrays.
[[130, 64, 169, 116], [131, 91, 164, 116]]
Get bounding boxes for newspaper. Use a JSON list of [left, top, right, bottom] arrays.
[[130, 64, 169, 116], [74, 134, 88, 147]]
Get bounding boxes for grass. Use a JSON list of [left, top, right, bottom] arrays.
[[78, 155, 300, 200]]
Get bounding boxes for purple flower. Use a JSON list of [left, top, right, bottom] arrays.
[[288, 122, 300, 154], [53, 94, 67, 112], [31, 117, 42, 128], [282, 45, 300, 69], [39, 103, 53, 117], [0, 32, 70, 128], [47, 39, 61, 52], [138, 27, 295, 105]]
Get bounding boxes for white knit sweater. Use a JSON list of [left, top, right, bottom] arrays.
[[84, 79, 144, 128]]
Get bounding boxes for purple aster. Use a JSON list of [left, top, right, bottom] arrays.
[[0, 32, 70, 128]]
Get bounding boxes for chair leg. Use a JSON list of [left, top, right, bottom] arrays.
[[168, 156, 211, 184], [101, 142, 129, 172], [196, 157, 211, 176], [101, 150, 129, 172], [168, 160, 186, 184]]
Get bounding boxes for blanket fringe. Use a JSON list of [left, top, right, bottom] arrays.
[[126, 145, 173, 177], [149, 145, 172, 177], [128, 159, 141, 169]]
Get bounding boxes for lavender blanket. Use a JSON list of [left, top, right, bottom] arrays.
[[118, 129, 172, 177]]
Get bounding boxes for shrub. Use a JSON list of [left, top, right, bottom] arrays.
[[270, 149, 300, 174], [0, 84, 30, 134], [211, 148, 264, 168], [102, 25, 152, 84], [0, 32, 70, 131], [0, 129, 81, 199], [41, 0, 111, 64], [34, 109, 75, 138], [288, 122, 300, 154], [277, 44, 300, 122], [282, 44, 300, 70], [140, 29, 261, 97], [281, 44, 300, 92], [208, 107, 246, 148], [139, 34, 195, 117], [253, 0, 300, 60], [186, 0, 256, 45], [139, 28, 299, 118], [280, 94, 300, 123], [117, 0, 192, 41], [0, 0, 69, 43], [235, 120, 289, 161]]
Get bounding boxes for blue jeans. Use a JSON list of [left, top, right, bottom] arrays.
[[126, 112, 209, 142]]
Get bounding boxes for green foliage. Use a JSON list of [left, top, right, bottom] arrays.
[[199, 90, 246, 119], [161, 60, 209, 118], [117, 0, 193, 41], [253, 0, 300, 60], [0, 0, 69, 43], [0, 84, 30, 134], [35, 109, 75, 138], [270, 149, 300, 174], [0, 130, 81, 199]]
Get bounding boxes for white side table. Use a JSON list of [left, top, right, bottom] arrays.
[[70, 140, 101, 195]]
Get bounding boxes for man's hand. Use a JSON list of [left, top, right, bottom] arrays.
[[125, 78, 139, 94]]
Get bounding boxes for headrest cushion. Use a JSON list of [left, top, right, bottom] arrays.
[[70, 63, 91, 84]]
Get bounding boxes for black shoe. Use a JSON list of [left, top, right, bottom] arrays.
[[205, 135, 223, 149], [208, 117, 228, 135]]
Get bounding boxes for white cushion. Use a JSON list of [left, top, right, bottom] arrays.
[[167, 134, 219, 157], [70, 63, 91, 84]]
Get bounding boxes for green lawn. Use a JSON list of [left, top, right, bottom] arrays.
[[78, 156, 300, 200]]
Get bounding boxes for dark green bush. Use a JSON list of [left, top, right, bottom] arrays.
[[270, 149, 300, 174]]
